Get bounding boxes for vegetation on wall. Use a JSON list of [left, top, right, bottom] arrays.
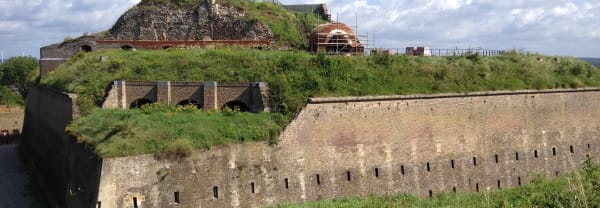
[[277, 157, 600, 208], [41, 48, 599, 157], [68, 104, 279, 158]]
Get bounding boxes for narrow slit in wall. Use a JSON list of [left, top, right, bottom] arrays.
[[515, 152, 519, 161], [401, 165, 405, 175], [174, 192, 180, 204], [452, 186, 456, 193], [251, 182, 255, 194], [473, 157, 477, 166], [451, 160, 455, 169], [213, 186, 219, 199], [429, 190, 433, 198], [495, 154, 498, 163], [534, 150, 538, 158], [497, 180, 501, 189], [588, 144, 591, 149], [552, 147, 557, 156], [476, 183, 479, 192], [284, 178, 289, 189], [375, 168, 379, 178], [316, 174, 321, 185], [346, 171, 351, 181], [518, 177, 522, 186], [133, 197, 138, 208], [570, 145, 574, 153], [427, 163, 431, 172]]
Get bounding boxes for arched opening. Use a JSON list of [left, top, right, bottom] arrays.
[[222, 100, 250, 112], [80, 45, 92, 52], [121, 45, 134, 51], [177, 99, 202, 109], [129, 98, 153, 109], [162, 45, 172, 50]]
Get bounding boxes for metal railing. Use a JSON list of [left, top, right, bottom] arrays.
[[366, 48, 507, 57]]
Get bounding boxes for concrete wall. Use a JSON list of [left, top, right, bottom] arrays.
[[102, 81, 270, 113], [95, 88, 600, 208], [20, 85, 102, 208]]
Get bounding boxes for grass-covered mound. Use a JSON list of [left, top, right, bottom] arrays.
[[277, 158, 600, 208], [0, 86, 24, 106], [43, 49, 599, 157], [43, 49, 600, 117], [68, 104, 279, 158]]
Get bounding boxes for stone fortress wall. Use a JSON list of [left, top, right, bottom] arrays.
[[94, 88, 600, 208]]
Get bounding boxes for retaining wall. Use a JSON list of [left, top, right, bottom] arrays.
[[95, 88, 600, 207], [20, 85, 102, 208]]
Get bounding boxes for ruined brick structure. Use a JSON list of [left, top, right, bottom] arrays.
[[102, 81, 270, 113], [309, 22, 365, 55], [21, 86, 600, 207]]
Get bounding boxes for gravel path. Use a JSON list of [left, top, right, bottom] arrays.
[[0, 144, 32, 208]]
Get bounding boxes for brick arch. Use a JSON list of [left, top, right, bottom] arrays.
[[80, 45, 92, 52], [177, 99, 202, 109], [121, 45, 134, 51], [221, 100, 250, 112], [129, 98, 154, 109]]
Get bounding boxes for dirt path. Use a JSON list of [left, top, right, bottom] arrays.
[[0, 145, 32, 208]]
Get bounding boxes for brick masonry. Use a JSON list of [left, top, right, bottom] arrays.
[[102, 81, 270, 113], [94, 88, 600, 208]]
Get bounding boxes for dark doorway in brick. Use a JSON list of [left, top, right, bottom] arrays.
[[133, 197, 138, 208], [222, 100, 250, 112], [80, 45, 92, 52], [121, 45, 134, 51], [177, 99, 202, 109], [130, 98, 153, 109], [163, 45, 172, 50]]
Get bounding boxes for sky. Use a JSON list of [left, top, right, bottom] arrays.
[[0, 0, 599, 59]]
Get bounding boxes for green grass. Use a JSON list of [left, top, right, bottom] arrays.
[[276, 158, 600, 208], [68, 104, 279, 158], [42, 49, 600, 117], [42, 49, 599, 157]]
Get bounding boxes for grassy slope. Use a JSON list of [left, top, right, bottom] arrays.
[[0, 86, 24, 106], [277, 159, 600, 208], [68, 104, 279, 157], [42, 49, 599, 157]]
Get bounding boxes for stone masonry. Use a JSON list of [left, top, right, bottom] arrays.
[[93, 88, 600, 207]]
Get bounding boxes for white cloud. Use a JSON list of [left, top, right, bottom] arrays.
[[0, 0, 598, 58]]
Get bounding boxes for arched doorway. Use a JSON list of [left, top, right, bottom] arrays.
[[177, 99, 202, 109], [121, 45, 134, 51], [222, 100, 250, 112], [129, 98, 153, 109], [80, 45, 92, 52], [162, 45, 172, 50]]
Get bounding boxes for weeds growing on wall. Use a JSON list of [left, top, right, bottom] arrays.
[[276, 157, 600, 208], [67, 104, 280, 158], [43, 49, 599, 157]]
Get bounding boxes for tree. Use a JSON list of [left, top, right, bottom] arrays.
[[0, 56, 38, 95]]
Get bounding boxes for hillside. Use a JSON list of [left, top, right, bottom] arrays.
[[40, 49, 600, 157], [103, 0, 324, 49]]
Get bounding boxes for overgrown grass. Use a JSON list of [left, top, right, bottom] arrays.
[[277, 157, 600, 208], [42, 49, 599, 157], [42, 49, 600, 118], [67, 104, 280, 158]]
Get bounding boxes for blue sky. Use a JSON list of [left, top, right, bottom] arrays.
[[0, 0, 599, 58]]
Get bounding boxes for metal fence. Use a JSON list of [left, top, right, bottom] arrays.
[[365, 48, 507, 57]]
